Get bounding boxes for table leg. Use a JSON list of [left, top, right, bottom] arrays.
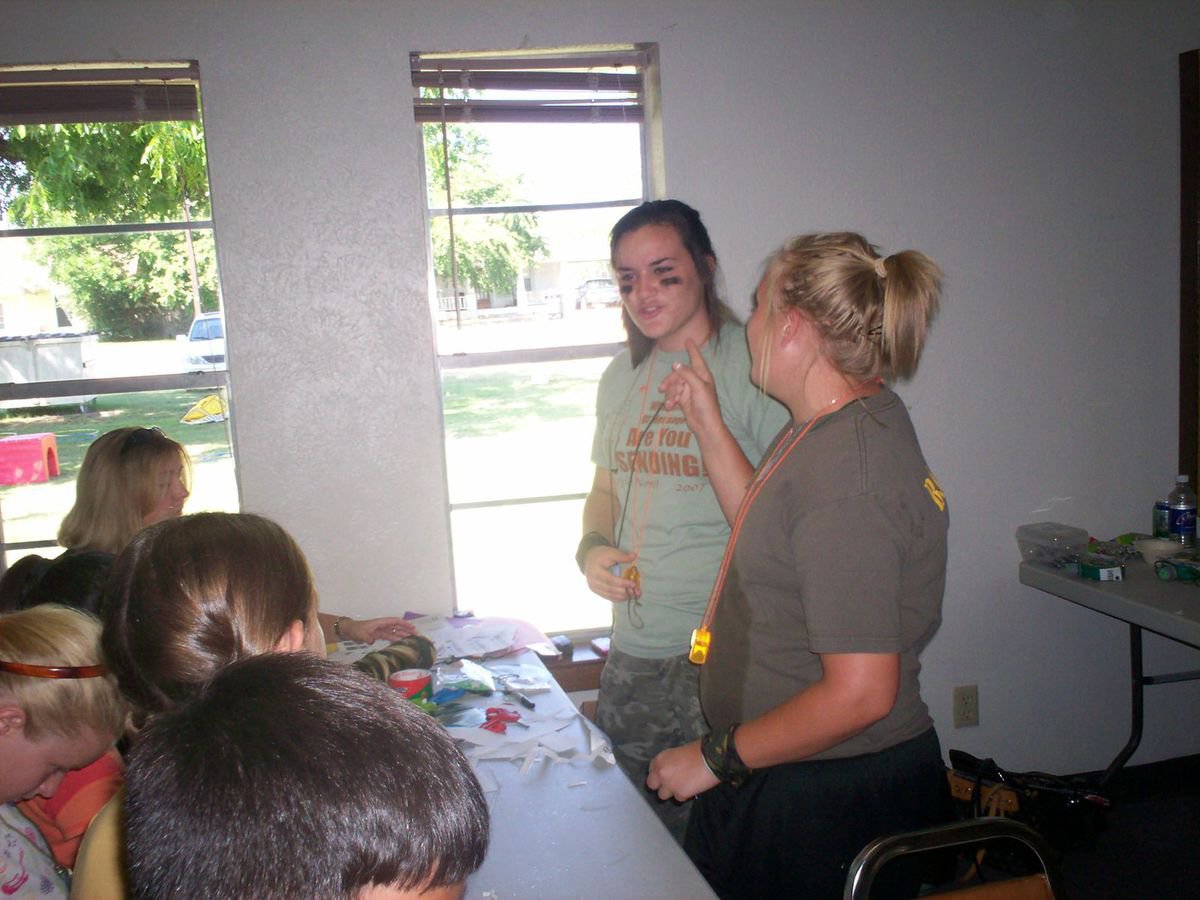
[[1100, 624, 1145, 787]]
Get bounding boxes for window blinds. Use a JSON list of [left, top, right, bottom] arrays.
[[0, 63, 200, 125], [410, 47, 651, 125]]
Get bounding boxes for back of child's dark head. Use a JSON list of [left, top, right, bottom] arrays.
[[124, 652, 489, 899]]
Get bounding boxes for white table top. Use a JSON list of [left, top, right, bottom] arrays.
[[1019, 559, 1200, 648], [459, 650, 716, 899]]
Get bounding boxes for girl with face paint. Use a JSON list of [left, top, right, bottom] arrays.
[[576, 200, 787, 844]]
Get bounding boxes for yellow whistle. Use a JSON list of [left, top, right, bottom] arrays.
[[689, 627, 711, 664], [622, 564, 641, 587]]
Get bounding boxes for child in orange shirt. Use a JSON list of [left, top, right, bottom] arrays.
[[18, 747, 122, 869]]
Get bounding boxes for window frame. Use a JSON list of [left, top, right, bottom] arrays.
[[0, 61, 232, 562], [412, 45, 660, 628]]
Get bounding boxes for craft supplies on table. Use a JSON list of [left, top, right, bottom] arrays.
[[330, 616, 713, 895], [454, 650, 715, 898]]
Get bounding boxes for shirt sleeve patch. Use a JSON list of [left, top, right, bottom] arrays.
[[923, 473, 946, 511]]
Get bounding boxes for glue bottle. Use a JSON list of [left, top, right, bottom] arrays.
[[1167, 475, 1197, 548]]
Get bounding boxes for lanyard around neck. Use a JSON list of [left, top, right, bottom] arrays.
[[612, 349, 660, 590], [689, 379, 883, 664]]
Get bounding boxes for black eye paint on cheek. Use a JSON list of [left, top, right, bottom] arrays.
[[660, 277, 683, 287]]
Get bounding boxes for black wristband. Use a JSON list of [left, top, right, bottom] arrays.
[[575, 531, 612, 573], [701, 724, 753, 786]]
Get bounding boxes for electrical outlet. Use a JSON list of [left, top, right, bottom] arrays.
[[952, 684, 979, 728]]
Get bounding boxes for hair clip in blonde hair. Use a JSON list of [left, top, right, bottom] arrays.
[[120, 426, 166, 456], [874, 256, 888, 278], [0, 658, 107, 679]]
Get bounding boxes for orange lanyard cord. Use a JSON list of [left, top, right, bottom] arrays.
[[690, 379, 884, 664], [697, 414, 819, 631], [624, 350, 659, 557], [630, 474, 656, 557], [612, 350, 659, 551]]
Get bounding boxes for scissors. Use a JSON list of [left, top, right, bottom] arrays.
[[481, 707, 526, 734]]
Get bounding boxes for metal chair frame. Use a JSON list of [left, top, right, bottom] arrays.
[[843, 817, 1066, 900]]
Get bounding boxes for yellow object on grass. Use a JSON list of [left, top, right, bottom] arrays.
[[181, 393, 227, 424]]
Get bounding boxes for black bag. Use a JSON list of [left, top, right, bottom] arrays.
[[947, 749, 1110, 854]]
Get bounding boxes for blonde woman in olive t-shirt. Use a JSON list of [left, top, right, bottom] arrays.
[[647, 232, 952, 898]]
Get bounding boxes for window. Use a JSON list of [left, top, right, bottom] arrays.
[[0, 62, 237, 565], [412, 46, 658, 633], [191, 318, 220, 342]]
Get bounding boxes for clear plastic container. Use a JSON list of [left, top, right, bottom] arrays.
[[1015, 522, 1090, 565], [1168, 475, 1197, 548]]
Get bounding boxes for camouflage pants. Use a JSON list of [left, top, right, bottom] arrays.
[[595, 647, 707, 846]]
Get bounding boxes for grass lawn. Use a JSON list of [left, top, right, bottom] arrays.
[[441, 359, 603, 437], [441, 359, 605, 504], [441, 357, 614, 632], [0, 389, 233, 478]]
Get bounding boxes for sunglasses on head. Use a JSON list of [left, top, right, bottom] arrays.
[[0, 659, 107, 679], [120, 426, 166, 455]]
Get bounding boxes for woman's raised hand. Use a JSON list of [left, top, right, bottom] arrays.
[[659, 339, 723, 441]]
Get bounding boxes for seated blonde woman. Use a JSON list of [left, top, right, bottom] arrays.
[[0, 426, 191, 615]]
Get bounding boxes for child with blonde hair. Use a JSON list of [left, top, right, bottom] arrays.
[[0, 605, 126, 897]]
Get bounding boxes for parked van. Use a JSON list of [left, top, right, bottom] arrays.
[[181, 311, 226, 372]]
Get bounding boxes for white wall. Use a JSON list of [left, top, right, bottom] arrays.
[[5, 0, 1199, 774]]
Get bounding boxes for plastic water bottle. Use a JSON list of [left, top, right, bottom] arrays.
[[1168, 475, 1197, 548]]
